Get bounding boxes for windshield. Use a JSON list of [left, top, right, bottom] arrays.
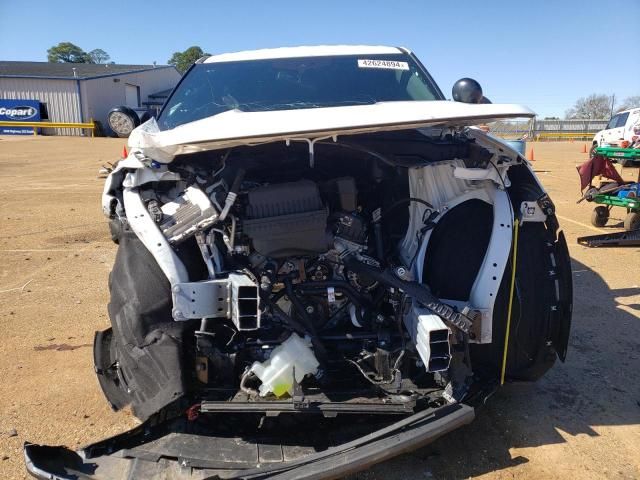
[[158, 54, 442, 130]]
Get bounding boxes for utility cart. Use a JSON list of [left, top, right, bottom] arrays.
[[595, 145, 640, 167], [589, 190, 640, 230], [584, 147, 640, 230]]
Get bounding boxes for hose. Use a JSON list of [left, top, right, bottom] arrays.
[[240, 369, 259, 396], [218, 168, 245, 222], [383, 197, 435, 217]]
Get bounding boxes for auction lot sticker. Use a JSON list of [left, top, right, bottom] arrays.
[[357, 59, 409, 71]]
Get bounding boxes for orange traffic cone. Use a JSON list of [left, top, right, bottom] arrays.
[[528, 147, 535, 161], [122, 145, 128, 158], [581, 144, 587, 153]]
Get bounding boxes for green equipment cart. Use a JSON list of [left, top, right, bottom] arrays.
[[595, 146, 640, 167], [588, 146, 640, 230], [590, 192, 639, 230]]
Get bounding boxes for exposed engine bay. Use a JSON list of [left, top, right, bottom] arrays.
[[99, 129, 572, 422]]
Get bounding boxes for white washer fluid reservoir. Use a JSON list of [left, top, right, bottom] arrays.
[[249, 333, 319, 397]]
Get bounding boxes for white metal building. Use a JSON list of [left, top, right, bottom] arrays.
[[0, 61, 180, 135]]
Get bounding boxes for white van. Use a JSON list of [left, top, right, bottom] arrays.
[[591, 108, 640, 155]]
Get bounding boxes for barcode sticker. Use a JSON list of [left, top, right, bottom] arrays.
[[358, 59, 410, 71]]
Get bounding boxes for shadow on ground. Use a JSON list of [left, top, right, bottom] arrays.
[[347, 257, 640, 479]]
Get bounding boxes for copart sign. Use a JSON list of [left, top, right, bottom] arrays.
[[0, 99, 41, 135]]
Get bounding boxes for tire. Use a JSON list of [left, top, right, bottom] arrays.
[[591, 206, 609, 227], [470, 222, 571, 381], [107, 106, 140, 138], [618, 159, 628, 168], [624, 212, 640, 231]]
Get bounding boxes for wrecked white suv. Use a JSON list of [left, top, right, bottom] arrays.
[[25, 46, 572, 479]]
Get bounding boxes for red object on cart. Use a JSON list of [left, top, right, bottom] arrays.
[[577, 155, 625, 191]]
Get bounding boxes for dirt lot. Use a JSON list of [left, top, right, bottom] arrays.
[[0, 137, 638, 479]]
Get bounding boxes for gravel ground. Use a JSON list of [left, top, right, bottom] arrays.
[[0, 136, 638, 479]]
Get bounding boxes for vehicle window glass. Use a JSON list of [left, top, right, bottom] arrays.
[[606, 115, 619, 130], [158, 54, 442, 130], [404, 70, 433, 100], [615, 112, 629, 128]]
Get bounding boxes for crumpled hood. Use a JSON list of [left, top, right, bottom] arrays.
[[129, 100, 535, 162]]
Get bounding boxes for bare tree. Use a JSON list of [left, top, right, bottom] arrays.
[[616, 95, 640, 112], [565, 94, 612, 119]]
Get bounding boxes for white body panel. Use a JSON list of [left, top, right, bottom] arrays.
[[129, 101, 534, 162]]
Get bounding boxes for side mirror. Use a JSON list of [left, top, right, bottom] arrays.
[[452, 78, 491, 104]]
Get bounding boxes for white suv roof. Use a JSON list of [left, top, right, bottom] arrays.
[[203, 45, 406, 63]]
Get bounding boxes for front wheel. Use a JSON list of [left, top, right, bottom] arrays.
[[624, 212, 640, 231], [591, 206, 609, 227]]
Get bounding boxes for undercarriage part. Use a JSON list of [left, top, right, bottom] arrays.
[[405, 307, 452, 372], [284, 280, 329, 363], [171, 280, 228, 320], [170, 272, 260, 329], [200, 396, 415, 416], [159, 185, 219, 244], [331, 211, 368, 244], [229, 273, 260, 330], [344, 256, 474, 334]]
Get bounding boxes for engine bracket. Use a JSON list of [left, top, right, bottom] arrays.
[[172, 280, 229, 320]]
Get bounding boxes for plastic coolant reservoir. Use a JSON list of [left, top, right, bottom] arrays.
[[250, 333, 319, 397]]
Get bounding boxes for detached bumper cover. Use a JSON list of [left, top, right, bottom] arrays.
[[25, 403, 474, 480]]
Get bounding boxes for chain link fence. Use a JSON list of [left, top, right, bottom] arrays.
[[489, 119, 608, 141]]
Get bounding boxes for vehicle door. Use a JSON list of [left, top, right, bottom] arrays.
[[604, 111, 629, 144], [623, 109, 640, 142]]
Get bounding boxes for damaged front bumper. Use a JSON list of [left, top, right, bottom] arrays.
[[24, 403, 474, 479]]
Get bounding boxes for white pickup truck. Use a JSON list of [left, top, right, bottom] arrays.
[[591, 107, 640, 158]]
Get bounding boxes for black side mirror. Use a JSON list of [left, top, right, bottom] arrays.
[[452, 78, 491, 104]]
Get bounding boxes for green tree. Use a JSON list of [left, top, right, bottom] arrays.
[[168, 46, 210, 74], [87, 48, 111, 64], [47, 42, 89, 63]]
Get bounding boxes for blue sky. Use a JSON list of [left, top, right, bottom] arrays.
[[1, 0, 638, 117]]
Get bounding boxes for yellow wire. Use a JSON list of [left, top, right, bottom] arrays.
[[500, 218, 520, 385]]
